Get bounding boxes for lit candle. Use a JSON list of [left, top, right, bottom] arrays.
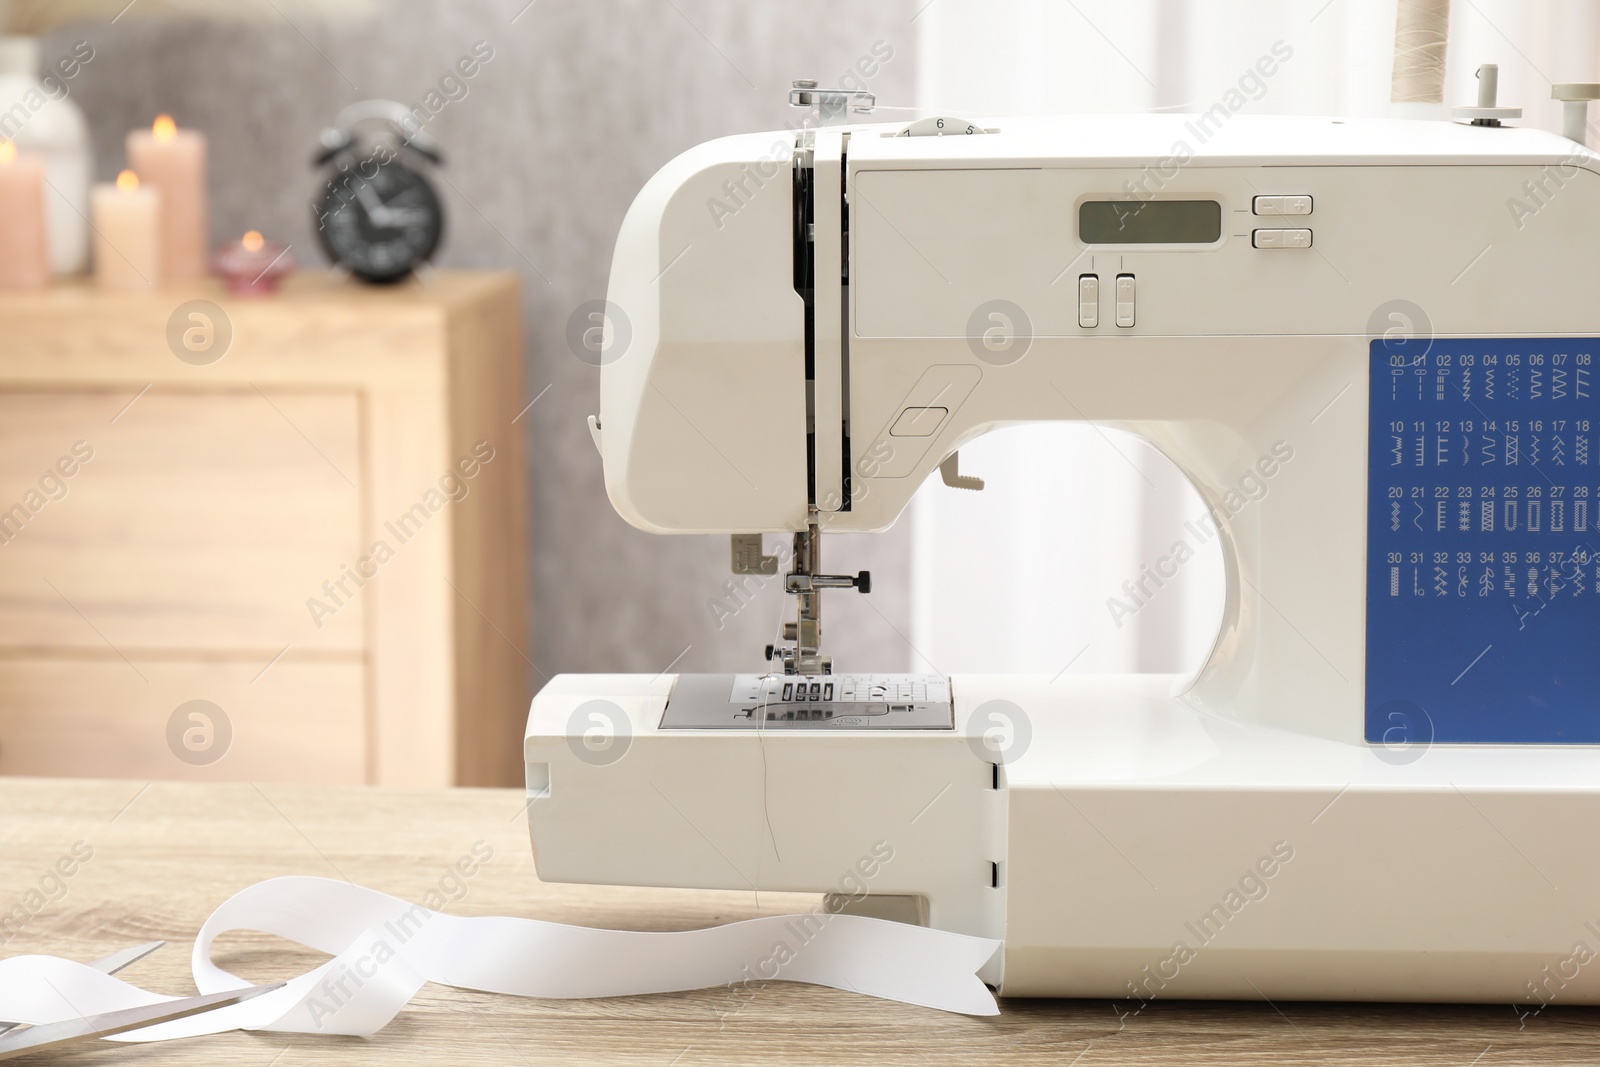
[[126, 114, 207, 280], [90, 169, 160, 291], [0, 139, 49, 290], [212, 229, 295, 295]]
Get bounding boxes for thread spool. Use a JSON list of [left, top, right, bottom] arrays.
[[1391, 0, 1450, 105]]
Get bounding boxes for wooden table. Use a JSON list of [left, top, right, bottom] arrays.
[[3, 778, 1597, 1066]]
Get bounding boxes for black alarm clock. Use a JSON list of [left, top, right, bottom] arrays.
[[312, 101, 445, 283]]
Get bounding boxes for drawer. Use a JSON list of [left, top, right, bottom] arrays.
[[0, 389, 364, 653], [0, 657, 366, 782]]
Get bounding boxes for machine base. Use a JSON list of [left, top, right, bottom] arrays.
[[525, 673, 1600, 1006]]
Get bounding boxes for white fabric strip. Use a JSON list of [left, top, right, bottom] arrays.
[[0, 876, 1001, 1043]]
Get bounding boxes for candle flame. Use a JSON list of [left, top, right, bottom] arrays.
[[153, 114, 177, 141], [116, 169, 139, 193], [242, 230, 265, 252], [0, 140, 14, 165]]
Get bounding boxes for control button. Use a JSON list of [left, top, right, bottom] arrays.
[[1253, 195, 1312, 215], [810, 682, 822, 701], [1252, 228, 1312, 249], [1114, 274, 1135, 328], [1078, 274, 1098, 328], [782, 683, 793, 701], [823, 683, 834, 701], [889, 406, 948, 437]]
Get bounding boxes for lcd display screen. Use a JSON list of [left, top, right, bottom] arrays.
[[1079, 199, 1222, 244]]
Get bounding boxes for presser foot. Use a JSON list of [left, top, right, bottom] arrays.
[[764, 642, 830, 676], [752, 524, 871, 676]]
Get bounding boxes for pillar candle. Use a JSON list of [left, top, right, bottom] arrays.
[[126, 114, 207, 280], [91, 170, 159, 291], [0, 140, 48, 290]]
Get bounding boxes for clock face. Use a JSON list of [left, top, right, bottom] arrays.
[[316, 159, 443, 282]]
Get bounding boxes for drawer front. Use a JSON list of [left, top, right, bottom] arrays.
[[0, 658, 366, 782], [0, 389, 364, 653]]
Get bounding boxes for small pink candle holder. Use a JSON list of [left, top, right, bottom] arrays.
[[211, 231, 294, 295]]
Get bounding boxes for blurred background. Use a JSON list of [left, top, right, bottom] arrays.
[[1, 0, 1595, 785], [27, 0, 925, 683]]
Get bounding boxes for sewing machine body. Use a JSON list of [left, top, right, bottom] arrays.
[[527, 113, 1600, 1004]]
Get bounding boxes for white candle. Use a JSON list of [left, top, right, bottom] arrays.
[[127, 114, 207, 281], [0, 139, 48, 290], [91, 169, 159, 291]]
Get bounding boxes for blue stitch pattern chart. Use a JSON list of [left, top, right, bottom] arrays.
[[1366, 339, 1600, 743]]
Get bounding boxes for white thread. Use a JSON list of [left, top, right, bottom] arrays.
[[1391, 0, 1451, 104]]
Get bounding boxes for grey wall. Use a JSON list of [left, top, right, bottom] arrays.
[[43, 0, 921, 682]]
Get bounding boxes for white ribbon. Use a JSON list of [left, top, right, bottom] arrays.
[[0, 876, 1000, 1042]]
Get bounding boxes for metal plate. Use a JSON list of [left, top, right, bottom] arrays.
[[661, 674, 954, 730]]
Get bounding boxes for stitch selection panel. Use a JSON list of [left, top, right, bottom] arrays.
[[1366, 339, 1600, 743]]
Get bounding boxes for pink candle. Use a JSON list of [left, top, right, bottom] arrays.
[[91, 170, 160, 291], [126, 114, 207, 281], [212, 229, 295, 295], [0, 140, 48, 290]]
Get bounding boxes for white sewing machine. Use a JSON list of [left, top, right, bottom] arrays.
[[526, 82, 1600, 1007]]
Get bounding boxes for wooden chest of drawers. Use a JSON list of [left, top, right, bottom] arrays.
[[0, 272, 528, 786]]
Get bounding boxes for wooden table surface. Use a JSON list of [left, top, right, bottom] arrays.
[[2, 778, 1597, 1066]]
